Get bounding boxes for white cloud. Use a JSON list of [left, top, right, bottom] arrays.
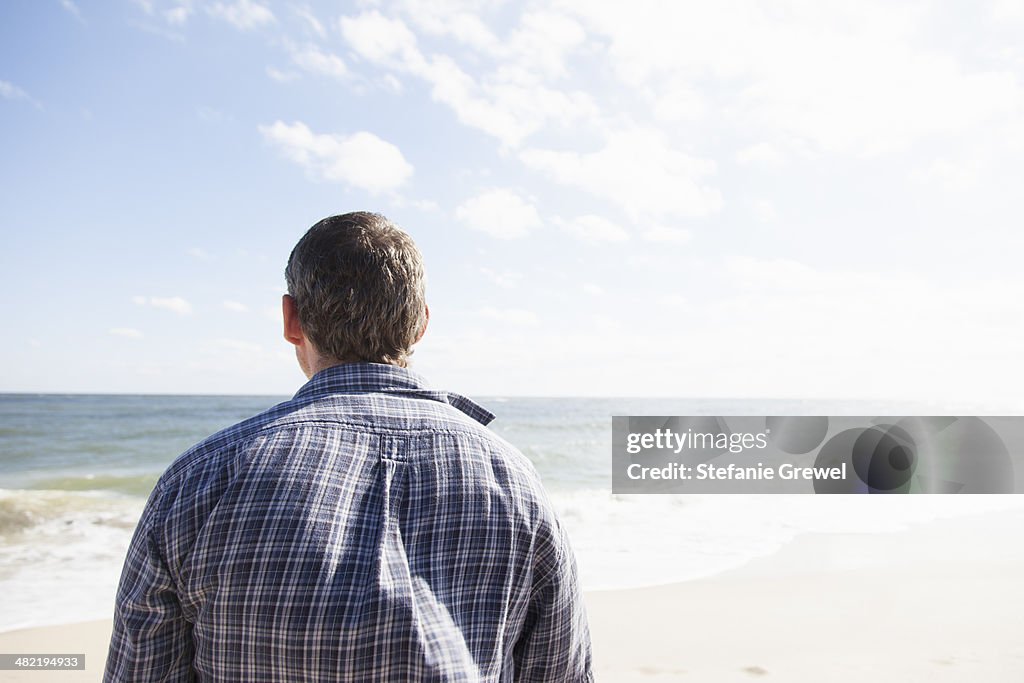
[[736, 142, 786, 166], [339, 10, 598, 148], [556, 215, 629, 243], [381, 73, 403, 93], [164, 5, 192, 25], [582, 283, 604, 296], [266, 66, 299, 83], [399, 4, 585, 79], [752, 200, 778, 224], [992, 0, 1024, 20], [289, 44, 349, 81], [292, 5, 325, 38], [208, 0, 274, 31], [223, 300, 249, 312], [561, 1, 1024, 158], [479, 267, 523, 289], [661, 293, 689, 309], [911, 158, 983, 192], [132, 295, 193, 315], [396, 0, 502, 54], [480, 306, 539, 326], [210, 338, 263, 353], [259, 121, 413, 193], [455, 189, 541, 239], [411, 198, 439, 212], [109, 327, 144, 339], [647, 81, 706, 123], [0, 80, 41, 108], [642, 225, 691, 244], [503, 11, 586, 80], [521, 127, 721, 220], [196, 106, 229, 123], [60, 0, 85, 23], [339, 11, 422, 68], [187, 247, 211, 260]]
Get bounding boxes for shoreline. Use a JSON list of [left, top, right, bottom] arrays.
[[3, 506, 1023, 682]]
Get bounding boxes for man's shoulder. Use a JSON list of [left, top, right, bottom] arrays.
[[155, 396, 303, 488], [153, 391, 538, 492]]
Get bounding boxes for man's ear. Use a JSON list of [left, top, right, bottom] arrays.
[[282, 294, 304, 346], [414, 304, 429, 344]]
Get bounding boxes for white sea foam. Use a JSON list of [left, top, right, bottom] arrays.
[[0, 489, 143, 631], [3, 488, 1023, 632], [548, 489, 1024, 590]]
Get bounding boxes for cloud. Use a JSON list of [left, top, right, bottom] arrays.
[[642, 225, 691, 244], [752, 200, 778, 224], [398, 3, 585, 79], [207, 0, 274, 31], [292, 4, 325, 38], [132, 295, 193, 315], [582, 283, 604, 296], [223, 300, 249, 312], [109, 327, 144, 339], [210, 338, 262, 353], [164, 6, 192, 26], [735, 142, 786, 166], [560, 1, 1024, 157], [339, 11, 422, 67], [556, 215, 629, 243], [339, 10, 598, 148], [648, 80, 706, 122], [187, 247, 212, 260], [289, 44, 350, 81], [196, 106, 229, 123], [455, 189, 541, 239], [411, 198, 439, 212], [479, 267, 523, 289], [396, 0, 502, 54], [911, 158, 983, 192], [259, 121, 413, 193], [266, 66, 299, 83], [502, 11, 587, 80], [480, 306, 539, 326], [59, 0, 85, 23], [0, 80, 42, 108], [521, 127, 721, 220]]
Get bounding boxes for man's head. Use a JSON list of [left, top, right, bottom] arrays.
[[283, 212, 428, 377]]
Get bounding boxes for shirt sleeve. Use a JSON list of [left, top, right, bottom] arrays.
[[104, 482, 195, 682], [512, 515, 594, 682]]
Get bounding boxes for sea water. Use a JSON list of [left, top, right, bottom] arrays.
[[2, 393, 1021, 632]]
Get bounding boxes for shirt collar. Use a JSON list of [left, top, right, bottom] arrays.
[[291, 362, 495, 426]]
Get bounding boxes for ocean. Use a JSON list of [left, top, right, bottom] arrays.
[[2, 393, 1021, 632]]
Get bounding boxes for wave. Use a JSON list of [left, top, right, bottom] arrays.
[[546, 489, 1024, 590], [0, 489, 144, 536], [26, 473, 159, 497], [0, 489, 144, 631]]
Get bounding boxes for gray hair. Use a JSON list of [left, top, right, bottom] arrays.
[[284, 212, 427, 368]]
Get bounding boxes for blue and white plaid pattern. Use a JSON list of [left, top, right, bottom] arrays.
[[105, 363, 592, 682]]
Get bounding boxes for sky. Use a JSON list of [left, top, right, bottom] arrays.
[[2, 0, 1024, 402]]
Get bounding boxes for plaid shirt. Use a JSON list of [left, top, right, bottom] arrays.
[[105, 363, 592, 682]]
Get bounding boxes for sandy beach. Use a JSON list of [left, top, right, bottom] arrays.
[[3, 506, 1022, 682]]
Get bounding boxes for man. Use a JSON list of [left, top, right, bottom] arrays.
[[105, 212, 592, 681]]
